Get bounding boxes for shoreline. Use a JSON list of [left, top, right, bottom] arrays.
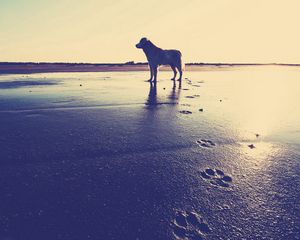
[[1, 62, 300, 74]]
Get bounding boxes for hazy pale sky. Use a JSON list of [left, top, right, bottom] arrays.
[[1, 0, 300, 63]]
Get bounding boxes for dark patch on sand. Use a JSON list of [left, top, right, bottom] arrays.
[[186, 79, 193, 85], [0, 80, 59, 89], [186, 95, 200, 99], [98, 76, 111, 80], [52, 99, 76, 104], [181, 104, 191, 107], [248, 144, 255, 149], [179, 110, 193, 114]]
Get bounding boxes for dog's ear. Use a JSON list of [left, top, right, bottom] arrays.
[[140, 37, 148, 43]]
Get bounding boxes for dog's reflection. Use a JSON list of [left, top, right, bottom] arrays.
[[146, 82, 158, 107], [145, 80, 181, 108], [168, 80, 182, 101]]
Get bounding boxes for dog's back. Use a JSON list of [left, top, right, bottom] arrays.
[[162, 49, 184, 70]]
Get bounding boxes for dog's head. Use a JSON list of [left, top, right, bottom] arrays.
[[136, 37, 149, 49]]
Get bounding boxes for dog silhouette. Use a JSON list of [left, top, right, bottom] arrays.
[[136, 38, 183, 82]]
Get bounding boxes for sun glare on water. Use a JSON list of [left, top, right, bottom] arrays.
[[224, 67, 300, 142]]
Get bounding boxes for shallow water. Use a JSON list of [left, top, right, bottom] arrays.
[[0, 67, 299, 240]]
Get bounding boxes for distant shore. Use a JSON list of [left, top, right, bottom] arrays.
[[0, 62, 299, 74]]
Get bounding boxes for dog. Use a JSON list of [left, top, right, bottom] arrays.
[[136, 38, 183, 82]]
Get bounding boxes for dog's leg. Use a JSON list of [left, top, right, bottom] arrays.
[[177, 64, 182, 81], [170, 65, 177, 80], [148, 65, 153, 82], [178, 69, 182, 81], [153, 65, 158, 82]]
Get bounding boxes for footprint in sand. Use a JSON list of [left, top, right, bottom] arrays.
[[186, 80, 193, 85], [185, 95, 200, 99], [200, 168, 232, 188], [248, 144, 255, 149], [179, 110, 193, 114], [172, 210, 211, 240], [196, 139, 215, 148]]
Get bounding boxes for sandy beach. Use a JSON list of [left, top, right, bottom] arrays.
[[0, 66, 299, 240]]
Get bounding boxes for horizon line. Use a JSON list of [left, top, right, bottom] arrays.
[[1, 61, 300, 66]]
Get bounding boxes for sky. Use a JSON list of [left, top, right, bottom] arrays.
[[0, 0, 300, 63]]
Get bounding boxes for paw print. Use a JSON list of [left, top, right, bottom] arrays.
[[185, 95, 200, 99], [172, 210, 211, 240], [200, 168, 232, 188], [179, 110, 193, 114], [196, 139, 215, 148]]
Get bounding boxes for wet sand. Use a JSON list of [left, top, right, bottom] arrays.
[[1, 62, 299, 74], [0, 67, 299, 240]]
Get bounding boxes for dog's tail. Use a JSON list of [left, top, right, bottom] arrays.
[[181, 58, 185, 71], [179, 52, 185, 71]]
